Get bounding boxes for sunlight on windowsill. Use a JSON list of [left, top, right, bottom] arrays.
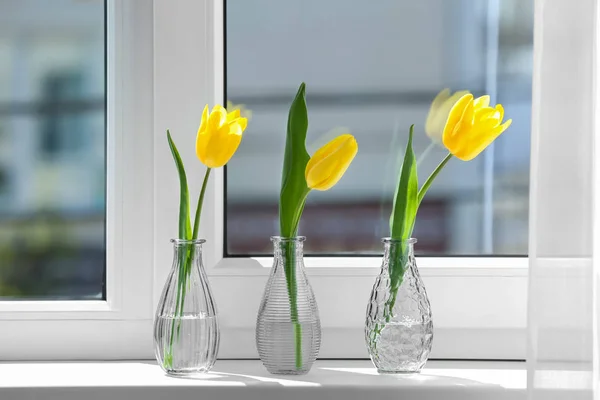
[[0, 360, 527, 395]]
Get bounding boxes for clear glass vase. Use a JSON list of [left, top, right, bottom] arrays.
[[256, 236, 321, 375], [153, 239, 220, 376], [365, 238, 433, 373]]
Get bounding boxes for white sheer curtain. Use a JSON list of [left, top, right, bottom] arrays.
[[527, 0, 597, 399]]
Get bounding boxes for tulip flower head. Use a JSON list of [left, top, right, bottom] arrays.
[[196, 104, 248, 168], [425, 89, 470, 143], [305, 133, 358, 191], [442, 94, 512, 161]]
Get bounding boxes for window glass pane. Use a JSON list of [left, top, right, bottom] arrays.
[[226, 0, 532, 256], [0, 0, 105, 297]]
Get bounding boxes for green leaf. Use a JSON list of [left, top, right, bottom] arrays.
[[167, 130, 192, 240], [279, 83, 311, 237], [389, 125, 418, 240]]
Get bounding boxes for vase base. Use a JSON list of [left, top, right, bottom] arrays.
[[377, 368, 422, 374], [164, 368, 213, 377], [264, 368, 311, 376]]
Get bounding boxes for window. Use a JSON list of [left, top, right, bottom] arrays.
[[225, 0, 532, 256], [0, 0, 105, 299], [0, 0, 589, 362]]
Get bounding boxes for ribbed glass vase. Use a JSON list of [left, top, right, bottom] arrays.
[[365, 238, 433, 373], [154, 239, 220, 376], [256, 236, 321, 375]]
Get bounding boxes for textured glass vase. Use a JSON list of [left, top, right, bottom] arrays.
[[154, 239, 220, 376], [365, 238, 433, 373], [256, 236, 321, 375]]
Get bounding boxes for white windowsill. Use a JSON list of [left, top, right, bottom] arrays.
[[1, 360, 526, 400]]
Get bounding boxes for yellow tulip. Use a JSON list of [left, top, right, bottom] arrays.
[[305, 134, 358, 191], [425, 88, 470, 143], [442, 93, 512, 161], [196, 104, 248, 168]]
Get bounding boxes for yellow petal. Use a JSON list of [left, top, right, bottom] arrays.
[[453, 119, 512, 161], [195, 128, 211, 165], [442, 94, 473, 140], [443, 94, 477, 156], [460, 96, 475, 127], [497, 118, 512, 133], [495, 104, 504, 122], [227, 120, 243, 137], [196, 125, 225, 166], [473, 95, 490, 109], [446, 95, 476, 151], [227, 108, 241, 122], [198, 105, 209, 134], [214, 121, 244, 165], [305, 134, 358, 191], [475, 107, 498, 122], [230, 117, 247, 132], [195, 105, 212, 164], [475, 117, 502, 133], [209, 105, 227, 130], [212, 104, 227, 115]]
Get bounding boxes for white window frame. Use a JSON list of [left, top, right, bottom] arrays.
[[1, 0, 593, 361]]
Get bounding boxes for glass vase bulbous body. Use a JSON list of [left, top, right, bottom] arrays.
[[256, 236, 321, 375], [153, 239, 220, 376], [365, 238, 433, 373]]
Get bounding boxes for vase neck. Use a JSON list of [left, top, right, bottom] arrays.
[[271, 236, 305, 266], [171, 239, 205, 265], [382, 238, 416, 263]]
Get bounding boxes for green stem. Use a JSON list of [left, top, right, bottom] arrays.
[[278, 186, 310, 370], [418, 153, 452, 205], [166, 244, 191, 368], [285, 189, 309, 369], [283, 241, 303, 369], [294, 322, 302, 368], [288, 189, 310, 237], [192, 168, 212, 240]]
